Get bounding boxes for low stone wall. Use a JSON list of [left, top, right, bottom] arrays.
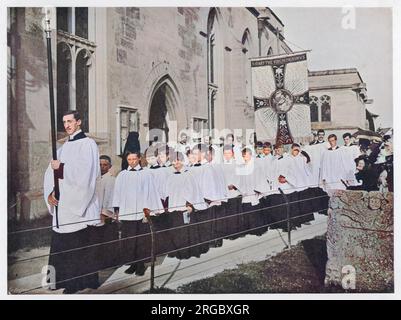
[[325, 190, 393, 292]]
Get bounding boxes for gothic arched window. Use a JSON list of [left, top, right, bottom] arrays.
[[320, 95, 331, 122], [207, 8, 219, 129], [56, 7, 94, 133], [242, 29, 252, 106], [309, 95, 319, 122]]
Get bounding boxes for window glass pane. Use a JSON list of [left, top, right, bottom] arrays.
[[129, 111, 138, 131], [310, 104, 318, 122], [120, 110, 128, 127], [309, 96, 319, 123], [320, 95, 331, 122], [76, 50, 89, 132], [75, 7, 88, 39], [57, 8, 69, 33], [321, 102, 331, 122], [121, 127, 128, 151]]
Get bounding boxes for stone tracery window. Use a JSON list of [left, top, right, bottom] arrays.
[[309, 95, 319, 122], [207, 8, 219, 130], [320, 95, 331, 122], [56, 7, 95, 133], [309, 94, 331, 123], [193, 117, 208, 133], [242, 29, 252, 107]]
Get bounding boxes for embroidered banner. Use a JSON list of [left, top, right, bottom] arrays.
[[251, 52, 311, 145]]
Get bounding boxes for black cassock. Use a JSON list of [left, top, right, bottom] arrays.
[[87, 222, 120, 273], [48, 228, 99, 293], [222, 196, 243, 240], [165, 210, 205, 259], [119, 219, 151, 266]]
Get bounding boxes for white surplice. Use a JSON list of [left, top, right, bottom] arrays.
[[320, 146, 355, 191], [163, 169, 207, 212], [112, 167, 164, 221], [43, 136, 100, 233]]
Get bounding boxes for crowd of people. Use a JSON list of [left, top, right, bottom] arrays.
[[43, 110, 393, 293]]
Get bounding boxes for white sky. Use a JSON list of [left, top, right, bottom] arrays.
[[272, 7, 393, 129]]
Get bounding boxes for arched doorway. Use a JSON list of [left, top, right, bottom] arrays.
[[149, 83, 169, 143], [148, 76, 180, 144]]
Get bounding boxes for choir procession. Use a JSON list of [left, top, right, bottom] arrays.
[[6, 3, 396, 302], [42, 111, 393, 293]]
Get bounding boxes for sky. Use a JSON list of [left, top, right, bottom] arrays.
[[272, 7, 393, 129]]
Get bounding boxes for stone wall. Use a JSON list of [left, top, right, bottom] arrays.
[[7, 7, 301, 224], [325, 190, 393, 292], [8, 8, 53, 221]]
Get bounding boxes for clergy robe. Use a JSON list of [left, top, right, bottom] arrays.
[[236, 159, 267, 237], [43, 132, 100, 292], [96, 171, 116, 217], [342, 144, 361, 186], [267, 154, 298, 231], [162, 168, 207, 259], [91, 170, 119, 271], [208, 162, 229, 245], [256, 155, 278, 230], [112, 167, 164, 268], [302, 142, 330, 216], [320, 146, 354, 191], [221, 159, 242, 239], [188, 160, 226, 249], [290, 153, 315, 226], [302, 143, 327, 188], [147, 165, 172, 209]]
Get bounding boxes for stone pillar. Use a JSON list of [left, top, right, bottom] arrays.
[[325, 190, 393, 292]]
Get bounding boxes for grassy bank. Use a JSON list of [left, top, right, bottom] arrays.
[[174, 235, 335, 294]]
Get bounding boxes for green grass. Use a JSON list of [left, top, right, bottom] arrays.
[[176, 235, 333, 294]]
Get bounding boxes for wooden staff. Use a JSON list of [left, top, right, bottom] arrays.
[[44, 10, 59, 228]]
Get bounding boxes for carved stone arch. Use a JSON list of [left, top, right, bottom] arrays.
[[142, 61, 186, 123], [141, 61, 187, 143], [207, 7, 223, 33], [76, 47, 94, 67], [57, 41, 73, 61], [206, 7, 226, 130]]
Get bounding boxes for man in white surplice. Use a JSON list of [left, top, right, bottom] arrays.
[[96, 155, 116, 221], [272, 143, 296, 194], [320, 134, 355, 191], [342, 132, 361, 175], [189, 144, 227, 207], [112, 151, 163, 276], [43, 110, 100, 293], [289, 143, 312, 192]]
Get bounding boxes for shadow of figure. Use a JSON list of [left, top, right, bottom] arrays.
[[302, 237, 328, 286]]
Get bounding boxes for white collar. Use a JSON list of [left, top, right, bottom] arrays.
[[69, 129, 82, 140], [127, 164, 142, 171]]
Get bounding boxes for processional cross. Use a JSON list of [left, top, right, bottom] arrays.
[[253, 61, 309, 145]]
